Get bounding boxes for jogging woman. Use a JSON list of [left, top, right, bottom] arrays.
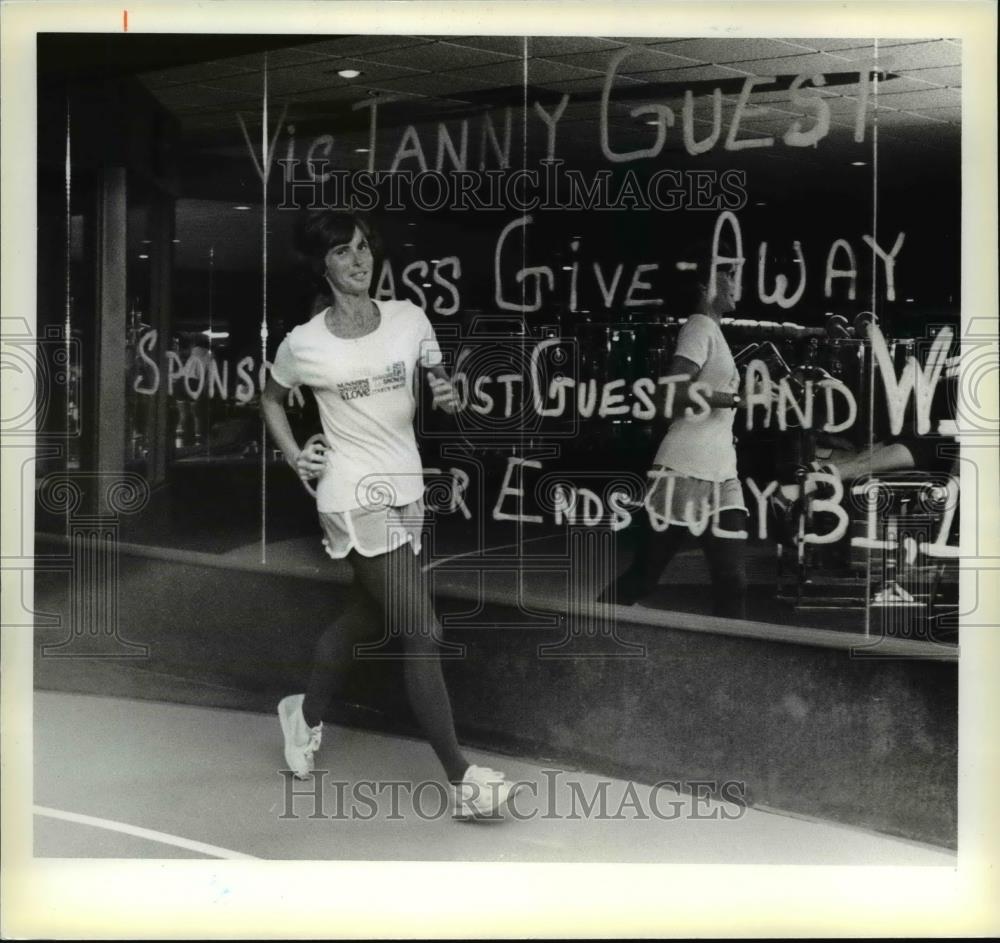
[[261, 211, 516, 820]]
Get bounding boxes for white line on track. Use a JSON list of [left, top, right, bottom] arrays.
[[33, 804, 258, 859]]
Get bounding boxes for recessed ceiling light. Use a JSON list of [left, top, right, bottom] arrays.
[[233, 205, 251, 211], [337, 69, 362, 79], [354, 147, 370, 153], [138, 254, 149, 260], [851, 161, 867, 167]]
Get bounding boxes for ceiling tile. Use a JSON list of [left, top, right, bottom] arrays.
[[214, 47, 333, 70], [648, 38, 816, 63], [821, 95, 871, 115], [520, 59, 604, 85], [539, 117, 622, 136], [312, 56, 426, 80], [282, 86, 377, 108], [151, 84, 261, 108], [198, 59, 422, 97], [138, 62, 259, 88], [868, 109, 947, 127], [559, 100, 621, 118], [530, 36, 628, 56], [901, 65, 961, 87], [796, 75, 944, 99], [532, 73, 647, 94], [740, 89, 799, 104], [721, 51, 856, 75], [908, 105, 961, 122], [875, 87, 961, 110], [749, 104, 809, 122], [538, 46, 699, 74], [291, 36, 432, 58], [447, 36, 528, 56], [200, 73, 326, 98], [450, 36, 628, 57], [835, 40, 961, 70], [609, 36, 688, 45], [729, 117, 797, 138], [785, 38, 922, 52], [363, 72, 498, 98], [628, 63, 750, 85], [365, 40, 517, 70]]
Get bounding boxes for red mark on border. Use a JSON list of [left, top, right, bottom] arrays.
[[124, 10, 128, 32]]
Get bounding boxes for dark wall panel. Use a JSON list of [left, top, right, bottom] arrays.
[[34, 548, 956, 847]]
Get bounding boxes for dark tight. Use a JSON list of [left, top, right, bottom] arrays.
[[301, 591, 378, 728], [301, 546, 469, 784], [600, 508, 749, 619]]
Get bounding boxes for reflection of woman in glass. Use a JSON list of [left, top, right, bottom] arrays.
[[599, 253, 749, 618], [261, 211, 516, 820]]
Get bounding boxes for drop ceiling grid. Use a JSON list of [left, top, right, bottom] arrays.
[[352, 40, 520, 72], [141, 36, 962, 100], [532, 46, 703, 74], [287, 36, 438, 59], [646, 37, 837, 62], [135, 36, 962, 153]]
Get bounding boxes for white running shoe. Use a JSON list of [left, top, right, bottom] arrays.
[[277, 694, 323, 779], [451, 765, 520, 822]]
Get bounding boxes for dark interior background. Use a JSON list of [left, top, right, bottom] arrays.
[[34, 34, 961, 630]]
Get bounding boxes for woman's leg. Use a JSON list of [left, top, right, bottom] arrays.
[[604, 515, 683, 605], [348, 546, 469, 784], [301, 587, 382, 729], [280, 584, 383, 779], [698, 508, 749, 619], [599, 510, 690, 605]]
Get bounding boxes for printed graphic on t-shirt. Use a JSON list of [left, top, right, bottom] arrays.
[[336, 361, 406, 400], [337, 378, 371, 400], [371, 361, 406, 393]]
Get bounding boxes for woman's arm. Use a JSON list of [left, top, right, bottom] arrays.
[[663, 354, 741, 413], [425, 363, 461, 414], [260, 376, 328, 481]]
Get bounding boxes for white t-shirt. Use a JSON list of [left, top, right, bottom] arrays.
[[653, 313, 739, 482], [270, 299, 442, 512]]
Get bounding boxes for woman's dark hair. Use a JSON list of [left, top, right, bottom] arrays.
[[669, 236, 740, 316], [295, 210, 383, 278], [296, 211, 383, 313], [670, 265, 706, 317]]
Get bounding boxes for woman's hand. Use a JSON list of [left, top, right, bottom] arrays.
[[745, 375, 782, 409], [294, 434, 330, 483], [427, 374, 461, 414]]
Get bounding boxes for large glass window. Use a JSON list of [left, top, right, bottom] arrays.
[[36, 34, 961, 640]]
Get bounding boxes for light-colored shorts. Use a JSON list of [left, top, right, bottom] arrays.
[[318, 498, 425, 559], [644, 466, 747, 529]]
